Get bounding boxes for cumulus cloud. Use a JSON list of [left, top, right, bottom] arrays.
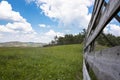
[[0, 1, 38, 42], [0, 22, 36, 34], [0, 33, 36, 42], [0, 29, 64, 43], [39, 29, 64, 43], [27, 0, 94, 28], [0, 0, 64, 43], [45, 29, 64, 37], [0, 1, 26, 22], [104, 24, 120, 36], [0, 1, 35, 34]]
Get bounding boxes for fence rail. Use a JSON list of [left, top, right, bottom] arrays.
[[86, 46, 120, 80], [83, 0, 120, 80]]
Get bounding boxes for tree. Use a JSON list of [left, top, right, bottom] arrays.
[[57, 37, 64, 45], [97, 33, 120, 47]]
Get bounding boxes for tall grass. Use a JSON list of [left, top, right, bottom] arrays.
[[0, 44, 83, 80]]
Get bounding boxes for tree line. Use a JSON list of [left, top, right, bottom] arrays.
[[44, 31, 120, 47], [97, 33, 120, 47], [53, 33, 85, 45]]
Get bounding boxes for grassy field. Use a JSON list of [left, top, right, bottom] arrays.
[[0, 44, 83, 80]]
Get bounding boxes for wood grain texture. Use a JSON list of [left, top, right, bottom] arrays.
[[86, 46, 120, 80], [83, 0, 120, 80], [85, 0, 120, 50]]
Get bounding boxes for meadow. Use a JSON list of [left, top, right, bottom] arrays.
[[0, 44, 83, 80]]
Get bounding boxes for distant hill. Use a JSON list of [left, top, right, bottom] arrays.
[[0, 41, 46, 47]]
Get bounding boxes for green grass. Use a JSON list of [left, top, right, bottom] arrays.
[[0, 44, 83, 80], [95, 44, 108, 51]]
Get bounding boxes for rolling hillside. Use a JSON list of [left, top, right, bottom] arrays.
[[0, 41, 46, 47]]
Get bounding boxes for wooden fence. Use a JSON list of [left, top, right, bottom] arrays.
[[83, 0, 120, 80]]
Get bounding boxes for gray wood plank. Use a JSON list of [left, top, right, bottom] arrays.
[[85, 0, 120, 49], [86, 0, 104, 39], [83, 60, 91, 80], [115, 14, 120, 22], [86, 46, 120, 80]]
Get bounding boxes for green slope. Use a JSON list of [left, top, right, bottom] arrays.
[[0, 44, 83, 80]]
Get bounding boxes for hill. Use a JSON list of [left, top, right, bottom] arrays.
[[0, 41, 46, 47]]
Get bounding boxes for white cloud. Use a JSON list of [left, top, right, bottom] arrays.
[[0, 1, 36, 34], [104, 24, 120, 36], [0, 29, 64, 43], [39, 29, 64, 43], [27, 0, 94, 28], [38, 24, 51, 29], [0, 1, 38, 42], [0, 33, 36, 42], [0, 22, 36, 34], [0, 1, 64, 43], [0, 25, 15, 33], [0, 0, 100, 43], [0, 34, 3, 38], [24, 0, 95, 43], [0, 1, 26, 22], [38, 24, 46, 28], [64, 30, 71, 33], [45, 29, 64, 37], [25, 0, 35, 3]]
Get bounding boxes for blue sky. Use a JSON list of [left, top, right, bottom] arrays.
[[0, 0, 119, 43]]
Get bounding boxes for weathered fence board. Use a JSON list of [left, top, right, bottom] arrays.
[[85, 0, 120, 49], [115, 15, 120, 22], [86, 0, 104, 38], [86, 46, 120, 80], [83, 0, 120, 80], [83, 60, 91, 80]]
